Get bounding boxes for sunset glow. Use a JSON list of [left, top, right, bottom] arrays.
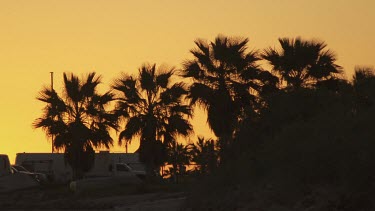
[[1, 0, 374, 163]]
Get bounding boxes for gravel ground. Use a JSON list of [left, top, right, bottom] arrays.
[[0, 186, 187, 210]]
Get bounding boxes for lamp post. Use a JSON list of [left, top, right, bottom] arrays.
[[50, 72, 54, 153]]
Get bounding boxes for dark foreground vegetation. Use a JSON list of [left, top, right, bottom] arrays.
[[34, 35, 375, 210], [190, 86, 375, 210]]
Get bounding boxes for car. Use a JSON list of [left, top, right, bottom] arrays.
[[11, 165, 47, 184]]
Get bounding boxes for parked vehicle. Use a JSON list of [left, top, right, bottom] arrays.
[[15, 153, 71, 183], [11, 165, 48, 184], [0, 154, 39, 192], [109, 163, 146, 180]]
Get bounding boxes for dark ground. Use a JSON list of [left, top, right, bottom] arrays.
[[0, 183, 187, 210]]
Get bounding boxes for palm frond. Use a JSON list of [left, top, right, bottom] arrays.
[[63, 72, 82, 103], [167, 115, 193, 137], [156, 69, 173, 88], [118, 116, 144, 145], [188, 83, 214, 107], [182, 61, 205, 80], [81, 72, 101, 98], [159, 82, 187, 105], [170, 105, 192, 117], [139, 64, 157, 92]]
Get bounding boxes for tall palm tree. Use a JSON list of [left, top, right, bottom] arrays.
[[262, 37, 342, 89], [182, 35, 277, 158], [112, 64, 193, 173], [33, 72, 118, 179]]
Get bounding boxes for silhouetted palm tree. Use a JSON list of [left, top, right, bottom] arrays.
[[165, 141, 191, 183], [33, 73, 118, 179], [182, 35, 277, 158], [190, 137, 218, 175], [352, 67, 375, 108], [262, 37, 342, 89], [113, 64, 193, 173]]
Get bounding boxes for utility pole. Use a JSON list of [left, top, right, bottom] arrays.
[[50, 72, 54, 91], [50, 72, 54, 153]]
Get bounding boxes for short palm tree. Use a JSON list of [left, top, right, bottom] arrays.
[[182, 35, 277, 157], [112, 64, 193, 173], [262, 37, 342, 89], [352, 67, 375, 109], [165, 141, 191, 183], [33, 72, 118, 179], [189, 137, 218, 175]]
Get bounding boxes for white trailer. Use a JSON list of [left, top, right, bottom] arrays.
[[15, 153, 72, 183], [15, 152, 145, 183]]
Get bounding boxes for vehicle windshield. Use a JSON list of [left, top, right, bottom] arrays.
[[12, 165, 29, 172], [116, 163, 132, 172]]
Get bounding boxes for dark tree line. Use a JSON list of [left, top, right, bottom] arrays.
[[34, 34, 372, 189]]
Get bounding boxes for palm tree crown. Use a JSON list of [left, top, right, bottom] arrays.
[[262, 37, 342, 89], [182, 35, 277, 148], [33, 72, 117, 179], [112, 64, 193, 170]]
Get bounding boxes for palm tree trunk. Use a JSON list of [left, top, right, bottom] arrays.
[[218, 133, 233, 165]]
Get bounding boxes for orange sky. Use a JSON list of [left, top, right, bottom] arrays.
[[0, 0, 374, 163]]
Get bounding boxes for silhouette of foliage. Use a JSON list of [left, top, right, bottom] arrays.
[[189, 136, 218, 175], [164, 141, 191, 183], [30, 35, 375, 209], [182, 35, 278, 161], [262, 37, 342, 89], [112, 64, 193, 173], [352, 67, 375, 109], [34, 72, 118, 179], [189, 74, 375, 210]]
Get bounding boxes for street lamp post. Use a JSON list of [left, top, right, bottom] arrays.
[[50, 72, 54, 153]]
